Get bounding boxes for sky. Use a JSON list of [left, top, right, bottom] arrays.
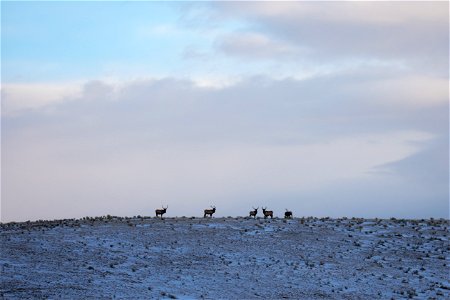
[[1, 1, 449, 222]]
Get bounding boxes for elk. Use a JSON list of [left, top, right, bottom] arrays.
[[249, 207, 258, 218], [204, 206, 216, 218], [155, 205, 168, 218], [262, 207, 273, 219], [284, 209, 293, 219]]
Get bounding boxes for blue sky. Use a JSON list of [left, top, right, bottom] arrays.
[[1, 1, 449, 221], [3, 1, 198, 81], [2, 1, 377, 84]]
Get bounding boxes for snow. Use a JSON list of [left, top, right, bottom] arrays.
[[1, 217, 449, 299]]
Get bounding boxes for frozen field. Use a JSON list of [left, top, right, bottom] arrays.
[[1, 217, 449, 299]]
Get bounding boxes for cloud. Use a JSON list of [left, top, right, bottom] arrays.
[[4, 73, 446, 146], [216, 32, 308, 60], [207, 1, 448, 74], [219, 2, 447, 26], [136, 24, 182, 37], [2, 74, 448, 221], [375, 136, 449, 185], [1, 82, 82, 116], [344, 75, 449, 108], [3, 129, 436, 221]]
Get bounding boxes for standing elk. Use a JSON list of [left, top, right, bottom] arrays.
[[155, 205, 168, 218], [262, 207, 273, 219], [284, 209, 293, 219], [249, 207, 259, 218], [204, 206, 216, 218]]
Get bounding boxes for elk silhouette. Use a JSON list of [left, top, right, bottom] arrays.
[[262, 207, 273, 219], [155, 205, 168, 218], [249, 207, 258, 218], [284, 209, 293, 219], [204, 206, 216, 218]]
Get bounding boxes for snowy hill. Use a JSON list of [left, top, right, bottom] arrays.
[[1, 217, 449, 299]]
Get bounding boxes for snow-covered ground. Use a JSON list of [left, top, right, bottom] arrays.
[[1, 217, 449, 299]]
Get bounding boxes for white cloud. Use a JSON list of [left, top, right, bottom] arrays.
[[228, 2, 448, 26], [1, 82, 82, 116], [2, 76, 447, 221], [343, 75, 449, 108], [207, 1, 448, 73], [3, 124, 434, 222], [4, 71, 446, 118], [136, 24, 185, 38], [216, 32, 309, 60]]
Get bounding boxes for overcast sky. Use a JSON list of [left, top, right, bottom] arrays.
[[2, 1, 449, 222]]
